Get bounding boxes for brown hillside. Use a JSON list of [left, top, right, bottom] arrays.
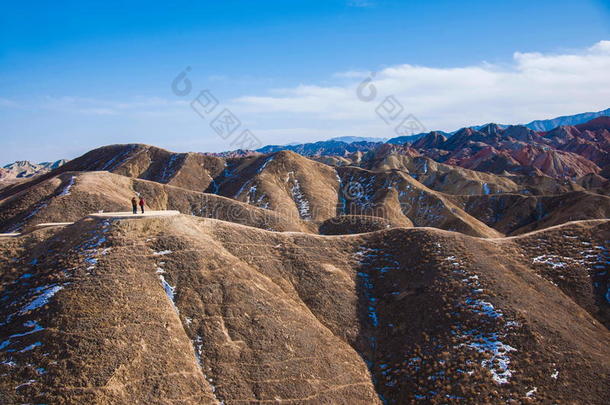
[[337, 166, 501, 238], [319, 215, 399, 235], [3, 143, 607, 239], [226, 151, 341, 222], [0, 215, 607, 403], [365, 154, 522, 195], [0, 144, 227, 201], [0, 171, 313, 234], [360, 151, 584, 196], [455, 191, 610, 235]]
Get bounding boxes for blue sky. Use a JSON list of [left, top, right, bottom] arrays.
[[1, 0, 609, 164]]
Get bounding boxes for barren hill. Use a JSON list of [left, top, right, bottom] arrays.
[[1, 160, 67, 180], [0, 148, 501, 237], [260, 116, 610, 181], [211, 151, 342, 222], [0, 215, 608, 404], [0, 145, 225, 201], [2, 142, 608, 239], [0, 139, 608, 404], [0, 171, 314, 234], [0, 160, 68, 191], [454, 190, 610, 235]]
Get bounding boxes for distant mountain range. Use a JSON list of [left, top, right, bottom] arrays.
[[302, 108, 610, 145], [3, 108, 609, 184], [256, 140, 381, 156], [222, 109, 605, 179], [524, 108, 610, 132], [0, 159, 67, 181], [329, 135, 389, 143]]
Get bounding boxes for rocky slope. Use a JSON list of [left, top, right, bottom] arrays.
[[0, 160, 67, 187], [0, 171, 315, 234], [0, 215, 608, 404], [0, 136, 608, 404], [240, 114, 610, 181], [1, 160, 67, 179], [0, 148, 507, 238], [416, 124, 603, 179], [2, 142, 608, 240], [545, 117, 610, 169]]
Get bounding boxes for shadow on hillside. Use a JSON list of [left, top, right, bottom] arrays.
[[353, 230, 450, 404]]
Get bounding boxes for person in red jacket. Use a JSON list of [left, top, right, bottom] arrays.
[[139, 197, 145, 214]]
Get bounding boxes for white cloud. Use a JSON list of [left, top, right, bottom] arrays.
[[10, 42, 609, 151], [230, 40, 610, 140]]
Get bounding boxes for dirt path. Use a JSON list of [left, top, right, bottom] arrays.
[[88, 210, 180, 219]]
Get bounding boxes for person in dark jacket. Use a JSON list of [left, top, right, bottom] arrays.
[[139, 197, 145, 214], [131, 197, 138, 214]]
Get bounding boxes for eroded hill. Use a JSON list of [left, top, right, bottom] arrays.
[[0, 139, 608, 404], [0, 215, 608, 404]]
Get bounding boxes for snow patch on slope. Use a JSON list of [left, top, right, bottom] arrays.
[[451, 256, 518, 385], [19, 285, 64, 314], [58, 175, 76, 196], [286, 172, 311, 220]]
